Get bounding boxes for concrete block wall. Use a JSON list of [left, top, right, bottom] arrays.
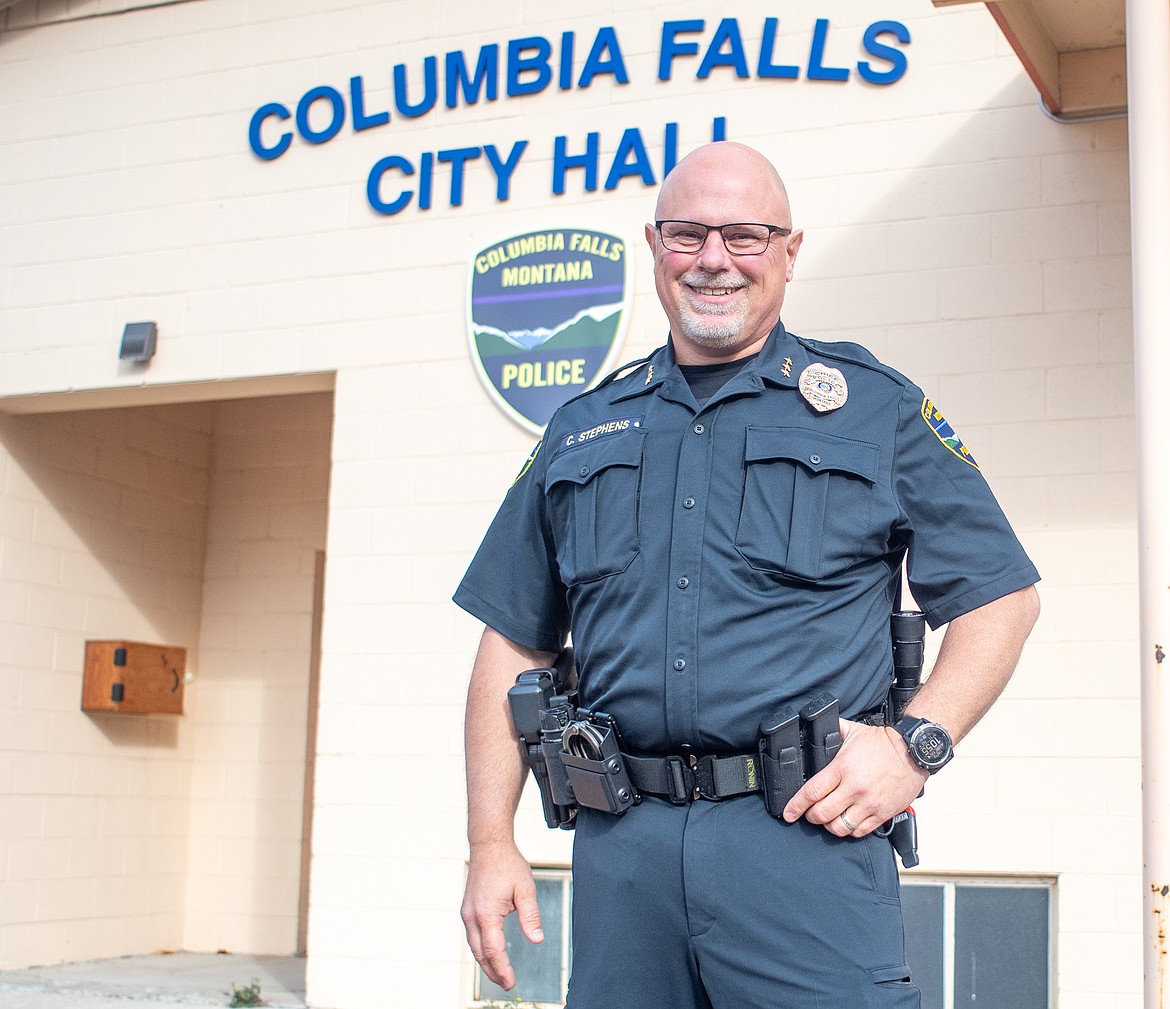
[[184, 392, 331, 956], [0, 391, 331, 968], [0, 0, 175, 32], [0, 403, 212, 968], [0, 0, 1141, 1006]]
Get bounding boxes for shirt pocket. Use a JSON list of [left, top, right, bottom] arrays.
[[545, 430, 645, 585], [735, 426, 881, 581]]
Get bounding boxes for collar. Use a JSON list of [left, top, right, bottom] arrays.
[[609, 320, 810, 407]]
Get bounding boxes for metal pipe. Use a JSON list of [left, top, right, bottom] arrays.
[[1036, 93, 1127, 125], [1126, 1, 1170, 1006]]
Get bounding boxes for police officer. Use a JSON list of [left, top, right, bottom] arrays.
[[456, 141, 1040, 1009]]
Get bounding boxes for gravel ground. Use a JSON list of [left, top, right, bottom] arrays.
[[0, 952, 306, 1009]]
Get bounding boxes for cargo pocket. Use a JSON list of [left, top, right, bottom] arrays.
[[867, 965, 920, 1008], [545, 430, 645, 584], [735, 426, 881, 581]]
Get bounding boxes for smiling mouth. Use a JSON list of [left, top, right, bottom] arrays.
[[689, 285, 742, 296]]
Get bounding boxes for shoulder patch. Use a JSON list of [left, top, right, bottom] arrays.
[[513, 437, 543, 484], [921, 398, 979, 469]]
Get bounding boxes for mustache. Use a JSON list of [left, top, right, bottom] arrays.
[[680, 270, 749, 290]]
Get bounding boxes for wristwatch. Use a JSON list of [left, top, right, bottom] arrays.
[[893, 716, 954, 774]]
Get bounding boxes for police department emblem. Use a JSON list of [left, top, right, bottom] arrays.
[[921, 397, 979, 469], [468, 229, 630, 434]]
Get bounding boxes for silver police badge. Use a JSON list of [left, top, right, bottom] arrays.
[[798, 363, 848, 413]]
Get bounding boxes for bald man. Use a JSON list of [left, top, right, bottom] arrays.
[[456, 142, 1039, 1009]]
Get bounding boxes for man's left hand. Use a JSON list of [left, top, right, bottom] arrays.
[[782, 718, 929, 837]]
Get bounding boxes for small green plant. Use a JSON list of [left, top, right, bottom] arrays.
[[478, 999, 542, 1008], [228, 978, 266, 1007]]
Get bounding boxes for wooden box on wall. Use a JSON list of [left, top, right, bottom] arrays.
[[82, 641, 187, 715]]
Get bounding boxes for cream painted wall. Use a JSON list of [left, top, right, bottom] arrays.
[[0, 0, 1139, 1007], [0, 391, 330, 969], [0, 403, 211, 966], [185, 393, 331, 955]]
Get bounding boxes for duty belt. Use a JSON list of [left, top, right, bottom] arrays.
[[626, 752, 763, 804], [624, 707, 887, 805]]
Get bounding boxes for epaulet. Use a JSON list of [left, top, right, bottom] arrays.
[[594, 353, 655, 391], [794, 335, 911, 387], [552, 353, 655, 413]]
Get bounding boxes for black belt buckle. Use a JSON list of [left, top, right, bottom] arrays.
[[692, 754, 719, 801], [668, 751, 720, 802], [665, 755, 694, 804]]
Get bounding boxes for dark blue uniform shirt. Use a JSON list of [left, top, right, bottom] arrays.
[[455, 322, 1039, 755]]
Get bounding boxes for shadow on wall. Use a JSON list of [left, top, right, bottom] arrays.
[[0, 400, 215, 731], [0, 400, 215, 963], [0, 389, 334, 965]]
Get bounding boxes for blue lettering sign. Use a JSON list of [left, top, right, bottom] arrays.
[[394, 57, 437, 117], [658, 20, 703, 80], [605, 128, 655, 190], [367, 155, 414, 215], [757, 18, 799, 79], [662, 117, 725, 176], [807, 18, 850, 82], [580, 26, 629, 86], [296, 86, 345, 144], [247, 17, 912, 212], [858, 20, 911, 84], [553, 132, 600, 195], [418, 152, 434, 209], [559, 32, 575, 89], [697, 18, 749, 79], [350, 76, 390, 131], [248, 102, 291, 160], [507, 36, 553, 96], [366, 141, 532, 215], [445, 45, 500, 106], [484, 141, 528, 200], [439, 147, 481, 206]]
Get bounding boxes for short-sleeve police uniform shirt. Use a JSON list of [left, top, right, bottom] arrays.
[[455, 322, 1039, 755]]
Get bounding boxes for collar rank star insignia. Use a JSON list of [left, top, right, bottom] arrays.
[[798, 363, 848, 413], [782, 357, 793, 378]]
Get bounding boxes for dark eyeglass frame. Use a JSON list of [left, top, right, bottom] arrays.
[[655, 219, 793, 256]]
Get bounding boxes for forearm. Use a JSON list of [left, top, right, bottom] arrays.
[[464, 626, 558, 847], [904, 584, 1041, 742], [462, 627, 560, 988]]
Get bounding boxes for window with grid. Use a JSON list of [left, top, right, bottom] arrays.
[[902, 877, 1053, 1009], [472, 870, 1052, 1009]]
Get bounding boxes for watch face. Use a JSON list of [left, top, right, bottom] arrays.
[[913, 725, 952, 767]]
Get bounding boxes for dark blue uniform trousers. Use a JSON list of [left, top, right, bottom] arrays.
[[567, 796, 921, 1009]]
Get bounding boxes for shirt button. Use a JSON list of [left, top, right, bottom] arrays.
[[579, 466, 590, 477], [683, 497, 696, 509], [809, 454, 820, 465], [677, 577, 690, 589], [674, 658, 686, 671], [693, 423, 705, 434]]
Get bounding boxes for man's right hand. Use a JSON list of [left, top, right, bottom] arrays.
[[460, 840, 544, 991]]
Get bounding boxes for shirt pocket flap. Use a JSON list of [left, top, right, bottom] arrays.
[[745, 426, 880, 482], [546, 430, 646, 489]]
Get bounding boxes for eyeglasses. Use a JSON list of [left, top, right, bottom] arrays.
[[655, 220, 793, 256]]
